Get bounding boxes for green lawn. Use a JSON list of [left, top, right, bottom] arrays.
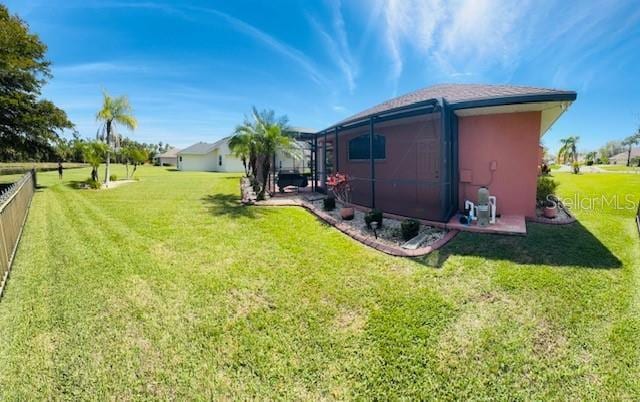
[[599, 164, 640, 172], [0, 166, 639, 399]]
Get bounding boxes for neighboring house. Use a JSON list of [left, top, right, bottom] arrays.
[[178, 129, 316, 174], [314, 83, 577, 222], [154, 147, 179, 166], [177, 137, 244, 172], [610, 147, 640, 165], [274, 127, 316, 173]]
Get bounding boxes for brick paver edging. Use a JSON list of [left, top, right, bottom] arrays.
[[247, 197, 458, 257]]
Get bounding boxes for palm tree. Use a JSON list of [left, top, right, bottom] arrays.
[[96, 92, 137, 186], [255, 113, 301, 199], [622, 133, 640, 166], [558, 136, 580, 164], [82, 140, 108, 182], [228, 130, 254, 177], [585, 151, 597, 164], [233, 107, 300, 199]]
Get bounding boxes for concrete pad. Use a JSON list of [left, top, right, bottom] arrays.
[[447, 214, 527, 235]]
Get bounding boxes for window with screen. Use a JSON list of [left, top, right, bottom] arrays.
[[348, 134, 385, 160]]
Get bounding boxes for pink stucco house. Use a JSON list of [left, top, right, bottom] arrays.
[[311, 84, 576, 222]]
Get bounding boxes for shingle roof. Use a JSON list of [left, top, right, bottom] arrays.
[[610, 147, 640, 161], [157, 147, 179, 158], [333, 83, 576, 128], [178, 137, 229, 155], [288, 126, 316, 134], [178, 142, 216, 155]]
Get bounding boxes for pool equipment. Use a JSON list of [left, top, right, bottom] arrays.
[[465, 187, 497, 226]]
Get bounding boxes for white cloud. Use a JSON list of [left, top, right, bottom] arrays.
[[309, 1, 358, 92], [435, 0, 528, 75], [190, 6, 327, 86], [54, 62, 148, 74], [376, 0, 445, 87], [329, 1, 357, 92], [373, 0, 533, 83]]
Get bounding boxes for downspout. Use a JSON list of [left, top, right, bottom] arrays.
[[438, 98, 450, 221]]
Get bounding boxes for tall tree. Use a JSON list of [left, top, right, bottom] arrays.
[[0, 4, 73, 161], [621, 133, 640, 166], [96, 92, 137, 186], [558, 136, 580, 164]]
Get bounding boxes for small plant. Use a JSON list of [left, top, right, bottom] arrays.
[[364, 209, 383, 229], [536, 176, 558, 207], [572, 161, 580, 174], [323, 195, 336, 211], [86, 178, 101, 189], [109, 174, 117, 181], [540, 163, 551, 176], [401, 219, 420, 241], [326, 172, 351, 204]]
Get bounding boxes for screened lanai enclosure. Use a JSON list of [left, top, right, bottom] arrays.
[[312, 101, 456, 222], [304, 84, 577, 224]]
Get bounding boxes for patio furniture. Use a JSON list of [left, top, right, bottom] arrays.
[[277, 171, 308, 193]]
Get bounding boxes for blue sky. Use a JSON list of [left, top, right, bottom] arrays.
[[5, 0, 640, 153]]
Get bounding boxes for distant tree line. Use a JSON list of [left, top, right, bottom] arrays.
[[54, 133, 170, 165], [555, 131, 640, 168]]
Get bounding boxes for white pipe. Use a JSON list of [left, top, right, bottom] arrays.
[[489, 196, 497, 224], [465, 200, 476, 221]]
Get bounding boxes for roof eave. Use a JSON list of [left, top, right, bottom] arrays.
[[317, 98, 441, 135], [449, 92, 577, 110]]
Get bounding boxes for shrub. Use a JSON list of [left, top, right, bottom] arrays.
[[323, 195, 336, 211], [540, 163, 551, 175], [401, 219, 420, 241], [364, 209, 383, 229], [86, 179, 101, 189], [109, 174, 117, 181], [536, 176, 558, 206], [572, 161, 580, 174]]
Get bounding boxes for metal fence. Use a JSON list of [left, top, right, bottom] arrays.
[[0, 170, 36, 298]]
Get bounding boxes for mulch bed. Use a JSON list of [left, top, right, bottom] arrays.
[[309, 199, 446, 249], [530, 201, 576, 225]]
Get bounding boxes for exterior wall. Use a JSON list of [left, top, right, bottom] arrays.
[[158, 156, 177, 166], [458, 111, 541, 218], [177, 152, 218, 171], [216, 142, 245, 172], [177, 141, 245, 172], [327, 113, 443, 220]]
